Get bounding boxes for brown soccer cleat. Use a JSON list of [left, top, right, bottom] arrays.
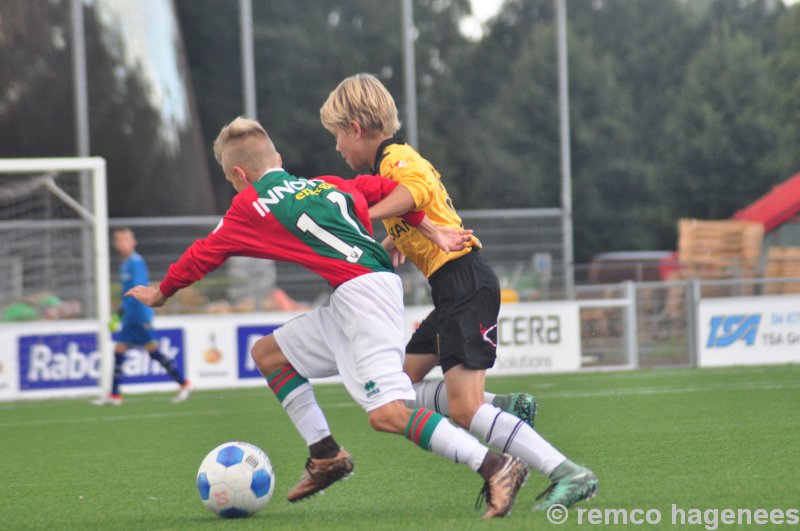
[[286, 447, 354, 502], [478, 455, 529, 519]]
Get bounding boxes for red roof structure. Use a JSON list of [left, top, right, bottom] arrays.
[[732, 172, 800, 232]]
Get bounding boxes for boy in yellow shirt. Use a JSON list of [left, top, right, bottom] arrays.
[[320, 74, 597, 511]]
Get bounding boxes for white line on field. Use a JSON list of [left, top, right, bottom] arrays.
[[0, 401, 360, 428], [1, 380, 797, 429], [533, 379, 800, 399]]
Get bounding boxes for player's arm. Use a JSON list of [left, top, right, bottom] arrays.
[[366, 181, 417, 220], [126, 241, 226, 308], [125, 284, 168, 307], [352, 173, 419, 221], [127, 213, 243, 307], [354, 173, 471, 252]]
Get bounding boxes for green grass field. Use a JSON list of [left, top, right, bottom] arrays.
[[2, 365, 799, 530]]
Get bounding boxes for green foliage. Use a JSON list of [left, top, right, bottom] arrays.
[[660, 26, 779, 223], [2, 365, 799, 529], [174, 0, 800, 259]]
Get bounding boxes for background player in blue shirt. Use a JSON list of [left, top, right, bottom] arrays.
[[93, 228, 192, 405]]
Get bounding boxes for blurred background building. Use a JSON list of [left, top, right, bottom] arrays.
[[0, 0, 215, 217]]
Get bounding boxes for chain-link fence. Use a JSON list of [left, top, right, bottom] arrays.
[[108, 209, 566, 311]]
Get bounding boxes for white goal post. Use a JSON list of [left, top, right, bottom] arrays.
[[0, 157, 112, 395]]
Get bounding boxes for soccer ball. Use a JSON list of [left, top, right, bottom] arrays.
[[196, 441, 275, 518]]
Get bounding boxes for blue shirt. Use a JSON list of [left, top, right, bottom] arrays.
[[120, 252, 154, 325]]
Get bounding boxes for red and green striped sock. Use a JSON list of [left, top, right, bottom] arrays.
[[405, 408, 445, 450], [266, 365, 309, 403], [406, 407, 489, 471]]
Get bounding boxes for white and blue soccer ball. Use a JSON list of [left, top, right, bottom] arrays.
[[196, 441, 275, 518]]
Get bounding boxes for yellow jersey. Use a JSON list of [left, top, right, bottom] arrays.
[[373, 139, 481, 278]]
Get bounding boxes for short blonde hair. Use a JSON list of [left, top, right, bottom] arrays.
[[320, 74, 401, 136], [213, 117, 278, 176]]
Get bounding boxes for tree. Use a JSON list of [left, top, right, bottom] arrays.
[[766, 4, 800, 179], [658, 26, 779, 231]]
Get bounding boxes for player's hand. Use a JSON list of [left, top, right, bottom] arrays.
[[380, 236, 405, 267], [429, 225, 473, 253], [390, 246, 406, 267], [415, 216, 473, 253], [125, 285, 169, 307]]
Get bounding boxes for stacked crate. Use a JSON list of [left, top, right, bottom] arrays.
[[676, 218, 763, 283], [764, 247, 800, 294], [664, 219, 764, 325]]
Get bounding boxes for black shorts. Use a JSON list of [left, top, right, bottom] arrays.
[[406, 250, 500, 372]]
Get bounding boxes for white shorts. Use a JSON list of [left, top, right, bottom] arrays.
[[274, 272, 415, 412]]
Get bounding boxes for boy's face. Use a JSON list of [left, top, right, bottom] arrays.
[[113, 231, 136, 258], [334, 123, 372, 171]]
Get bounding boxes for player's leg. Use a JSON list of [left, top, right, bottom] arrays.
[[254, 309, 352, 502], [433, 252, 596, 509], [365, 400, 527, 519], [333, 273, 528, 519], [140, 330, 192, 402], [404, 312, 537, 427], [92, 342, 126, 405]]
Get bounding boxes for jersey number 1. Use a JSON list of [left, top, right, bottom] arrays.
[[295, 191, 366, 263]]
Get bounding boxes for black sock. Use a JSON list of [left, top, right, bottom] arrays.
[[309, 435, 340, 459], [477, 452, 505, 481], [148, 349, 186, 385]]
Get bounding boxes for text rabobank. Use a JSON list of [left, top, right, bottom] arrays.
[[18, 329, 184, 390]]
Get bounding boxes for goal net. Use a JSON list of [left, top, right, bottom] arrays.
[[0, 158, 112, 393]]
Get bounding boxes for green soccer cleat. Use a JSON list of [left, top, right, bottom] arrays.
[[531, 459, 598, 511], [493, 392, 539, 428]]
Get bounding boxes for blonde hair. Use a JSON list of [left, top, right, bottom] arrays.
[[320, 74, 401, 136], [213, 117, 279, 176]]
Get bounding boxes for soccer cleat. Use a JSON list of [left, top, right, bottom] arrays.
[[172, 381, 193, 403], [531, 459, 598, 511], [476, 454, 529, 519], [286, 447, 354, 502], [493, 392, 539, 428], [91, 394, 122, 406]]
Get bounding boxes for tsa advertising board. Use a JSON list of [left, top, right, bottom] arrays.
[[698, 295, 800, 367]]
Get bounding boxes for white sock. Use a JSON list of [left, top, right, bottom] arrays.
[[282, 384, 331, 446], [406, 409, 488, 472], [470, 403, 566, 476], [409, 380, 496, 415], [430, 419, 488, 472]]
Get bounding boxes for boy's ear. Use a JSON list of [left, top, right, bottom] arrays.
[[349, 120, 364, 139], [232, 165, 250, 183]]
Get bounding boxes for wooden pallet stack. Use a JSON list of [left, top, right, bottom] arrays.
[[764, 246, 800, 294], [676, 218, 764, 283], [664, 219, 764, 323]]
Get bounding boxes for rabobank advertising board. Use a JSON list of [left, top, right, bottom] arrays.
[[0, 303, 580, 401], [17, 328, 184, 393], [698, 295, 800, 367]]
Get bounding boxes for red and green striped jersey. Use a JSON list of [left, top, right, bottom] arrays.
[[160, 170, 420, 296]]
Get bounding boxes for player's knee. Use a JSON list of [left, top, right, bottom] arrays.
[[250, 335, 286, 375], [367, 402, 408, 434], [448, 401, 480, 429]]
